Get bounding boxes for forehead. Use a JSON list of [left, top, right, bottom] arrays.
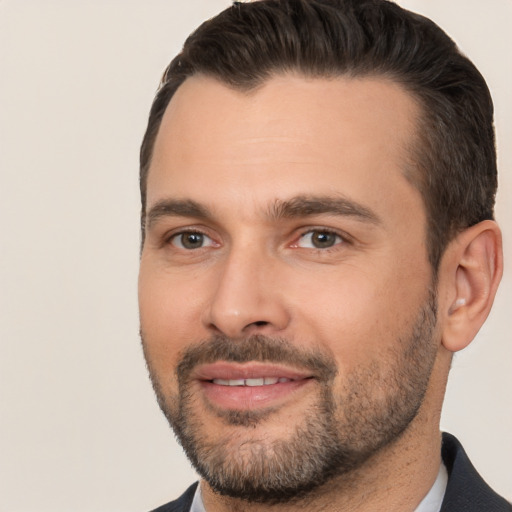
[[147, 74, 423, 224]]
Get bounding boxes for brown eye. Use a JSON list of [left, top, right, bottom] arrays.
[[171, 232, 212, 250], [297, 230, 342, 249]]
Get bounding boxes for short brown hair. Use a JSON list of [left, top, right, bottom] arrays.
[[140, 0, 497, 269]]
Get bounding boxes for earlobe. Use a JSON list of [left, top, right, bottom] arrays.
[[440, 220, 503, 353]]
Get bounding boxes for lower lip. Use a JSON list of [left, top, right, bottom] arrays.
[[199, 378, 313, 410]]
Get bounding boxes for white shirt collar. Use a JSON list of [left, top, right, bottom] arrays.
[[414, 463, 448, 512], [190, 484, 206, 512]]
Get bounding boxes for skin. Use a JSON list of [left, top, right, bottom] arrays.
[[138, 74, 502, 511]]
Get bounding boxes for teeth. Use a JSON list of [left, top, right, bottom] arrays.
[[228, 379, 245, 386], [245, 378, 264, 386], [212, 377, 292, 386], [213, 379, 230, 385]]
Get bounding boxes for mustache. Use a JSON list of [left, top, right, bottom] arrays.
[[176, 334, 338, 382]]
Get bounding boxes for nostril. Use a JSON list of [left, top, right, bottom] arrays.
[[242, 320, 270, 333]]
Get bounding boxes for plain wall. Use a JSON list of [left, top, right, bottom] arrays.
[[0, 1, 510, 511]]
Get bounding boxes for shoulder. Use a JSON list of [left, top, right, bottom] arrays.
[[148, 482, 199, 512], [441, 433, 511, 511]]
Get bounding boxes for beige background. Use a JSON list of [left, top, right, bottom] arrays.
[[0, 1, 510, 511]]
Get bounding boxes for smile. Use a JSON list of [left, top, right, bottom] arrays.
[[212, 377, 294, 386]]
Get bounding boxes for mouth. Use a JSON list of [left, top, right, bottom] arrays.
[[211, 377, 296, 386], [193, 362, 315, 411]]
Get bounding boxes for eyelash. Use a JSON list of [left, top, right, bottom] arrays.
[[165, 227, 350, 252], [293, 228, 349, 250], [166, 229, 216, 250]]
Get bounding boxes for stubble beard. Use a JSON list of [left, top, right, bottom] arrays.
[[141, 288, 438, 505]]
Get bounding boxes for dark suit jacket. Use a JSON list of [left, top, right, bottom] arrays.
[[150, 433, 511, 512]]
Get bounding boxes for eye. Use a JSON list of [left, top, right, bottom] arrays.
[[296, 230, 344, 249], [170, 231, 215, 250]]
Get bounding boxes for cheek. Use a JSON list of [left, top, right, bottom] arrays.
[[287, 261, 430, 366], [138, 264, 206, 368]]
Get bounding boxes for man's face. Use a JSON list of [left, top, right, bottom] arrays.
[[139, 75, 440, 502]]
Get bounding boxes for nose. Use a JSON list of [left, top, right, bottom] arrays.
[[201, 245, 291, 338]]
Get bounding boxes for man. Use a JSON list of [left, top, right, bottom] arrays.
[[138, 0, 510, 510]]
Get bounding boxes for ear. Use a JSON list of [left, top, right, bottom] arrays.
[[438, 220, 503, 353]]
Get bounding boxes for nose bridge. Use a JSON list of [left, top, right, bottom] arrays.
[[203, 239, 289, 337]]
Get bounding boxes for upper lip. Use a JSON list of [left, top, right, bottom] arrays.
[[193, 362, 313, 382]]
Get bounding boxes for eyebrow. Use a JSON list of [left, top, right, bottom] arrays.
[[268, 195, 380, 224], [145, 195, 381, 229], [146, 199, 210, 230]]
